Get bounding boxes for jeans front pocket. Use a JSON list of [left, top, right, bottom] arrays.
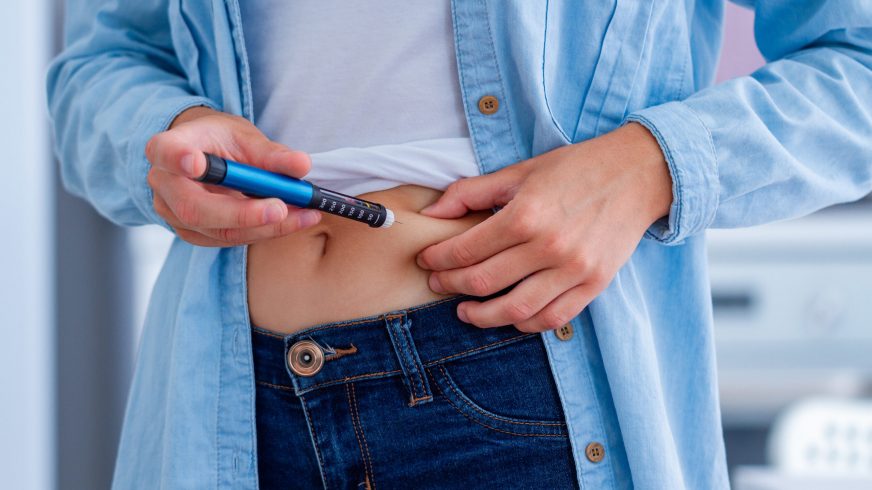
[[429, 335, 568, 438]]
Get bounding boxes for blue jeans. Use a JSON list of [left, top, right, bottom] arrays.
[[252, 294, 579, 489]]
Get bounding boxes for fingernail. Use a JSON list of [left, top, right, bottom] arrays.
[[420, 204, 435, 214], [300, 210, 321, 228], [180, 154, 195, 176], [415, 253, 427, 269], [264, 203, 285, 223], [428, 274, 444, 293], [457, 305, 469, 323]]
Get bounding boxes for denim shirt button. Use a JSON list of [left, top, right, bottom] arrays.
[[477, 95, 499, 115], [585, 442, 605, 463], [554, 323, 574, 341]]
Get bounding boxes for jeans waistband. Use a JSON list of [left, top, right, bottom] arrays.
[[251, 293, 533, 406]]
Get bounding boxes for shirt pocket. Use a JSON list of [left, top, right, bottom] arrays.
[[541, 0, 619, 143], [544, 1, 664, 143]]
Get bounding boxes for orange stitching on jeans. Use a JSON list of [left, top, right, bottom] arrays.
[[255, 380, 294, 391], [304, 369, 402, 392], [352, 384, 376, 489], [398, 321, 428, 400], [324, 344, 358, 362], [345, 384, 369, 485], [347, 383, 376, 489], [432, 371, 567, 438], [408, 393, 434, 407], [437, 365, 565, 427], [425, 334, 535, 366], [300, 395, 330, 489]]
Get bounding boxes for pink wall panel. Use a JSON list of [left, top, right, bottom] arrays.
[[716, 3, 766, 82]]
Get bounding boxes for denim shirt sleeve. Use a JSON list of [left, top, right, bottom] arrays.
[[627, 0, 872, 245], [46, 0, 219, 228]]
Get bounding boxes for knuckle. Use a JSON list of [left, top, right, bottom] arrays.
[[540, 309, 568, 331], [445, 179, 465, 197], [542, 232, 571, 258], [566, 254, 591, 275], [450, 242, 476, 266], [174, 197, 201, 227], [237, 205, 256, 228], [271, 221, 289, 238], [587, 267, 610, 288], [216, 227, 242, 244], [465, 270, 493, 296], [504, 300, 534, 324], [509, 209, 538, 238], [274, 217, 299, 236]]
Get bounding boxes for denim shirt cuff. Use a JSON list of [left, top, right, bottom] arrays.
[[127, 96, 221, 231], [625, 101, 719, 245]]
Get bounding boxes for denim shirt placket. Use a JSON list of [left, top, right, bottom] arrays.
[[213, 0, 261, 488], [450, 1, 622, 488]]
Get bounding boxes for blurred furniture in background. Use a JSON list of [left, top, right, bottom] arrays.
[[712, 202, 872, 425], [710, 200, 872, 475], [733, 397, 872, 489]]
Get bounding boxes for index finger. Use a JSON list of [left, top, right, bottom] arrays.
[[416, 210, 523, 271], [154, 168, 292, 229]]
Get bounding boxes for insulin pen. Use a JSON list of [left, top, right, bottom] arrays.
[[197, 154, 395, 228]]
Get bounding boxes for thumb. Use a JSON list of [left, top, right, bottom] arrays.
[[239, 136, 312, 180], [155, 113, 313, 180], [421, 167, 524, 218]]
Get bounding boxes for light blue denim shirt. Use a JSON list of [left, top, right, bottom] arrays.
[[48, 1, 872, 488]]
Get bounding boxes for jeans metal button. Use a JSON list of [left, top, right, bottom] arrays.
[[287, 340, 324, 377]]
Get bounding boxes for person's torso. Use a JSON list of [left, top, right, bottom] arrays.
[[115, 2, 729, 489]]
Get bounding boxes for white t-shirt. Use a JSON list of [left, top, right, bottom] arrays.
[[240, 0, 481, 195]]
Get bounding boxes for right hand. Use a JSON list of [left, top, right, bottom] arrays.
[[145, 106, 322, 246]]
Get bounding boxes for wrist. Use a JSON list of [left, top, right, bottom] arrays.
[[616, 122, 673, 225]]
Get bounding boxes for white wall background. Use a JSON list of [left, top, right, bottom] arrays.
[[0, 1, 54, 489]]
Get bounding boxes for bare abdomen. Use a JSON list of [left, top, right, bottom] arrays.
[[247, 184, 490, 334]]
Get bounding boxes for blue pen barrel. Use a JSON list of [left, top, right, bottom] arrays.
[[221, 157, 314, 207], [198, 154, 394, 228]]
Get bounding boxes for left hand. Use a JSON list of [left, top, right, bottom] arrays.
[[415, 122, 673, 332]]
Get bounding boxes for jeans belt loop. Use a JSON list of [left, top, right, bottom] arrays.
[[384, 312, 433, 407]]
